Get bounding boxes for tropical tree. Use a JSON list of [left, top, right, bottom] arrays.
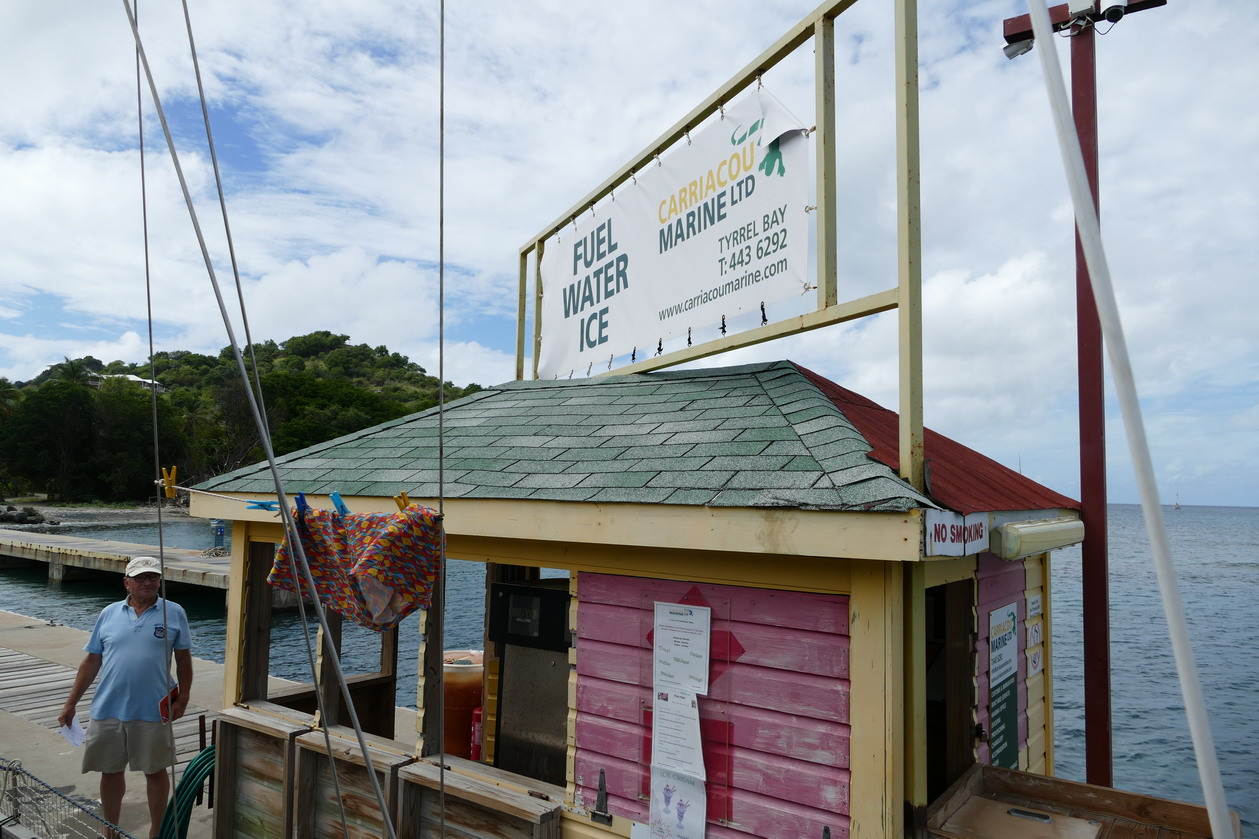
[[53, 356, 96, 387], [0, 380, 95, 499]]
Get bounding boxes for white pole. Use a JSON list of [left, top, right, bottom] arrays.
[[1026, 2, 1233, 836]]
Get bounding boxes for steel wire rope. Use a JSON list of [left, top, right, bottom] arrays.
[[131, 2, 180, 826], [1027, 2, 1232, 835], [167, 1, 356, 835], [118, 3, 396, 837], [436, 0, 450, 833], [177, 0, 272, 446]]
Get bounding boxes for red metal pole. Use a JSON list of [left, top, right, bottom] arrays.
[[1071, 21, 1113, 789]]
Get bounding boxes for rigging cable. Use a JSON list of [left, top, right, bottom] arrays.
[[131, 0, 180, 826], [171, 1, 353, 835], [1027, 2, 1231, 835], [119, 3, 395, 837], [177, 0, 272, 441], [436, 0, 450, 834]]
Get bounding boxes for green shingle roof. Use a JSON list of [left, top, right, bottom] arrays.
[[196, 361, 934, 512]]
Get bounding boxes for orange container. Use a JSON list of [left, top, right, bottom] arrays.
[[442, 650, 484, 758]]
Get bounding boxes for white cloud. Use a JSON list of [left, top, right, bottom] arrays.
[[0, 0, 1253, 506]]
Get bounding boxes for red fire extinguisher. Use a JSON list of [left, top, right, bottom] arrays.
[[470, 706, 483, 761]]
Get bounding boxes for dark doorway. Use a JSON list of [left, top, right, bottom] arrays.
[[926, 579, 975, 801]]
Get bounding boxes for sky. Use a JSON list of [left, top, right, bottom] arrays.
[[0, 0, 1254, 507]]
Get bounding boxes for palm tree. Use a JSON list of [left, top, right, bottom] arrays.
[[54, 357, 95, 387]]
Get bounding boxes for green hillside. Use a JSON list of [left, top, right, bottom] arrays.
[[0, 331, 481, 502]]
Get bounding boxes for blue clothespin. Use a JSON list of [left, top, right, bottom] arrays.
[[246, 500, 279, 512], [295, 493, 309, 516], [329, 491, 350, 517]]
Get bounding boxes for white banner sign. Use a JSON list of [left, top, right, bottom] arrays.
[[538, 87, 809, 378]]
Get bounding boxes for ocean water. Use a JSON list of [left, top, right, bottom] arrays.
[[0, 504, 1254, 830], [1048, 504, 1258, 830]]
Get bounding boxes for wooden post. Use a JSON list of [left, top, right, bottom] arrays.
[[895, 0, 925, 494], [814, 13, 837, 310], [240, 540, 277, 703], [418, 574, 444, 756]]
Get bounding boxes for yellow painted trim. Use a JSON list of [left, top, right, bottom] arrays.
[[516, 248, 528, 381], [452, 536, 855, 594], [903, 562, 926, 809], [1026, 691, 1046, 732], [559, 811, 634, 838], [191, 494, 924, 563], [849, 561, 904, 839], [1026, 727, 1047, 770], [814, 14, 837, 310], [924, 555, 976, 588], [594, 290, 899, 377], [1040, 552, 1056, 774], [222, 520, 250, 709], [1024, 557, 1045, 591], [895, 0, 924, 493]]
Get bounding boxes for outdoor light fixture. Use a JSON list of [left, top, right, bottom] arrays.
[[1100, 0, 1127, 23], [990, 517, 1085, 560], [1004, 39, 1034, 59]]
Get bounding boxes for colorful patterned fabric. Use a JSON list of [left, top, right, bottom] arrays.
[[268, 505, 443, 631]]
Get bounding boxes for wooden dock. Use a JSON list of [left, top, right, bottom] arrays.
[[0, 646, 217, 777], [0, 531, 229, 590], [0, 610, 223, 838]]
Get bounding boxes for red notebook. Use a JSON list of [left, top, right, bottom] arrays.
[[159, 687, 179, 723]]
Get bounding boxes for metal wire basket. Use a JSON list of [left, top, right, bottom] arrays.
[[0, 759, 136, 839]]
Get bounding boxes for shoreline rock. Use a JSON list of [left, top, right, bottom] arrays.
[[0, 506, 45, 525]]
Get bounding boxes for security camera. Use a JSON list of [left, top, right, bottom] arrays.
[[1100, 0, 1127, 23]]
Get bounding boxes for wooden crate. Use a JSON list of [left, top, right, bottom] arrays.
[[927, 764, 1240, 839], [293, 727, 415, 839], [214, 703, 311, 839], [397, 756, 564, 839]]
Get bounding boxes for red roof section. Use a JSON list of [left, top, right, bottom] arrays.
[[794, 364, 1078, 515]]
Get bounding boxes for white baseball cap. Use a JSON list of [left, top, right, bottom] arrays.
[[125, 556, 162, 577]]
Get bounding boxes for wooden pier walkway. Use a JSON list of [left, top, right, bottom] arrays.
[[0, 610, 223, 838], [0, 646, 217, 776], [0, 531, 229, 590]]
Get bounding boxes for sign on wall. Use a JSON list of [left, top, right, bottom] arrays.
[[538, 88, 808, 378], [925, 510, 990, 556], [988, 601, 1020, 769]]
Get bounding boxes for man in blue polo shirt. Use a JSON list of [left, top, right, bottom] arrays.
[[58, 556, 193, 839]]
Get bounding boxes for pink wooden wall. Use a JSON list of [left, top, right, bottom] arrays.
[[975, 552, 1028, 766], [573, 573, 852, 839]]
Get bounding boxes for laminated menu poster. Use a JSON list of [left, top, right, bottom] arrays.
[[653, 602, 711, 695], [650, 688, 705, 780], [650, 765, 707, 839]]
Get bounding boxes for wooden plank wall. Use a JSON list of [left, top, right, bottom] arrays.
[[1022, 554, 1050, 774], [572, 573, 852, 839], [217, 726, 292, 839]]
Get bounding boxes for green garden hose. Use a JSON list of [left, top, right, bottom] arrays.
[[158, 744, 215, 839]]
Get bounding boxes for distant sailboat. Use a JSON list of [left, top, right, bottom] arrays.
[[1174, 492, 1182, 510]]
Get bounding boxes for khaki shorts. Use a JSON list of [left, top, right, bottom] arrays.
[[82, 719, 175, 775]]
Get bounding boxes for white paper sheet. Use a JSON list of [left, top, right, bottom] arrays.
[[59, 716, 85, 747]]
